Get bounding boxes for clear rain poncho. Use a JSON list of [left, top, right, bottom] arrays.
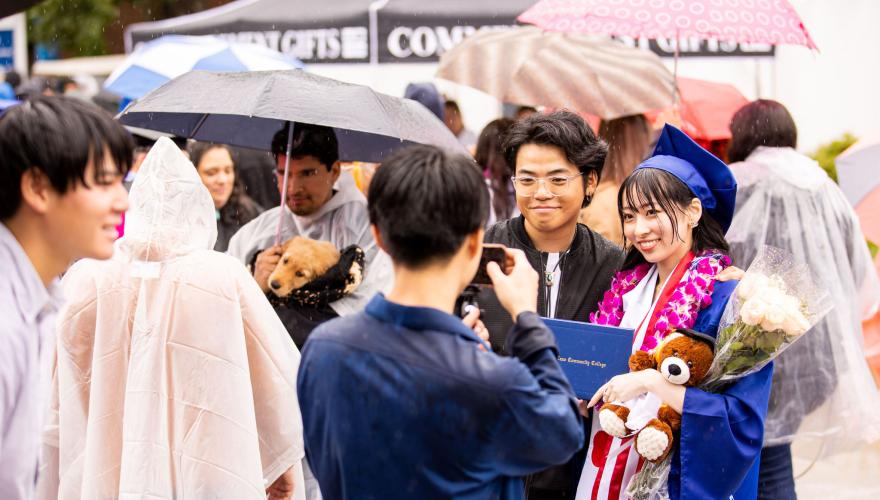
[[37, 137, 305, 499], [726, 146, 880, 458]]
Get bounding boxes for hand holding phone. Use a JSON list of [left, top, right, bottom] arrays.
[[486, 247, 538, 319], [471, 244, 508, 286]]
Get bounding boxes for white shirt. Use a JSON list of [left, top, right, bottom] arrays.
[[545, 252, 562, 318], [0, 223, 62, 500]]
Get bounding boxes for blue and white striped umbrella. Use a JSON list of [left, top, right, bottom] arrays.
[[105, 35, 303, 100], [0, 99, 19, 114]]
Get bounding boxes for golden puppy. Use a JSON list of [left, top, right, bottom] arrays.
[[267, 236, 341, 297]]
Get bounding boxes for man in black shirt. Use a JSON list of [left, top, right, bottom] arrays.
[[476, 111, 625, 500]]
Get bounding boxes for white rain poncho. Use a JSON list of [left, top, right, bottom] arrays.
[[727, 146, 880, 458], [227, 173, 392, 317], [36, 138, 305, 499]]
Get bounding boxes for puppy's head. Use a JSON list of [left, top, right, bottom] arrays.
[[268, 236, 341, 297]]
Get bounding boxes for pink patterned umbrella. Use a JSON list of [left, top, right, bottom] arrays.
[[518, 0, 818, 50]]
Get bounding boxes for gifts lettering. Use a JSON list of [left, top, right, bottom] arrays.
[[616, 35, 774, 57], [216, 27, 369, 61], [558, 356, 607, 369]]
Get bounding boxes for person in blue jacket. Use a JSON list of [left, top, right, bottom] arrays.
[[297, 144, 585, 500], [575, 125, 773, 500]]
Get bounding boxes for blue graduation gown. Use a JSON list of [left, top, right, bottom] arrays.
[[668, 280, 774, 500]]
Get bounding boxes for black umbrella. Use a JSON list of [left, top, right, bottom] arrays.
[[117, 69, 464, 162], [118, 69, 465, 243]]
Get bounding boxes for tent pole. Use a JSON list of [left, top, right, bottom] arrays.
[[369, 0, 390, 65]]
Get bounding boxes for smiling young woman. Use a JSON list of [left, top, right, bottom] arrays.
[[577, 125, 773, 500], [188, 143, 262, 252]]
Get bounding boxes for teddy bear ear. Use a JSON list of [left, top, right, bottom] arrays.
[[629, 350, 656, 371]]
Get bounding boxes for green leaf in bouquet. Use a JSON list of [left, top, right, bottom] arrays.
[[718, 325, 736, 345], [755, 334, 772, 351], [755, 330, 785, 352], [741, 332, 759, 349], [722, 355, 755, 373]]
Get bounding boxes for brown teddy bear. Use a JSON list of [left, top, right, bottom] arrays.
[[598, 329, 715, 463], [267, 236, 341, 297]]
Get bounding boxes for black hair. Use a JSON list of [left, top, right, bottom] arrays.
[[618, 168, 729, 269], [189, 142, 236, 173], [271, 122, 339, 171], [444, 100, 461, 114], [0, 96, 133, 220], [727, 99, 798, 164], [503, 110, 607, 207], [475, 118, 515, 220], [4, 71, 21, 89], [188, 142, 260, 225], [56, 77, 75, 94], [368, 144, 489, 269]]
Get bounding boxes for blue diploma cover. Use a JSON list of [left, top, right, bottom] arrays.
[[543, 318, 633, 400]]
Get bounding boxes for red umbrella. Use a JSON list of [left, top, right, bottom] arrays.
[[645, 77, 748, 142], [855, 187, 880, 379]]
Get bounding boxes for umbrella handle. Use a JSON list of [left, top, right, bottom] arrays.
[[673, 28, 681, 106], [274, 124, 295, 246]]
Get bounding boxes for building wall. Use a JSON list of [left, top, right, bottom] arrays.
[[0, 13, 28, 75]]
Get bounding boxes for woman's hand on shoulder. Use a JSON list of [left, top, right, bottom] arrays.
[[716, 265, 744, 282]]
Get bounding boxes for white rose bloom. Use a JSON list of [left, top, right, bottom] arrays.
[[758, 285, 787, 307], [765, 304, 787, 330], [740, 297, 767, 326], [779, 294, 800, 312], [737, 272, 770, 299], [782, 309, 811, 337], [761, 316, 784, 332]]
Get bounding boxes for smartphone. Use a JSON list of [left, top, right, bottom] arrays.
[[471, 244, 508, 286]]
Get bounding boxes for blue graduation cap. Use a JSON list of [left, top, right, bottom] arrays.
[[636, 124, 737, 232]]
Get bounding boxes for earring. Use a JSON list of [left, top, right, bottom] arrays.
[[690, 221, 699, 228]]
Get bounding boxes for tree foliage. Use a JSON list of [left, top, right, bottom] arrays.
[[808, 132, 858, 183], [27, 0, 119, 56], [26, 0, 226, 57]]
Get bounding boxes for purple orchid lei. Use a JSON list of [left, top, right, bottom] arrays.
[[590, 251, 731, 352]]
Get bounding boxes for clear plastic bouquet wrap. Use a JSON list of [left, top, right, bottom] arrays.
[[702, 245, 834, 391], [626, 246, 833, 500]]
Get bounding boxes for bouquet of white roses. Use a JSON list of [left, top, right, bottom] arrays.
[[702, 245, 833, 390]]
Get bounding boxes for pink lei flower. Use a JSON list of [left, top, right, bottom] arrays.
[[590, 252, 731, 352]]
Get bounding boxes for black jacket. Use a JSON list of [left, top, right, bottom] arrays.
[[476, 216, 624, 499], [478, 216, 624, 354]]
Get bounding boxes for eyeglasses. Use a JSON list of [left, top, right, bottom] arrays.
[[511, 173, 584, 197]]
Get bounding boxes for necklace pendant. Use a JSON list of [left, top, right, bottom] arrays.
[[544, 271, 554, 287]]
